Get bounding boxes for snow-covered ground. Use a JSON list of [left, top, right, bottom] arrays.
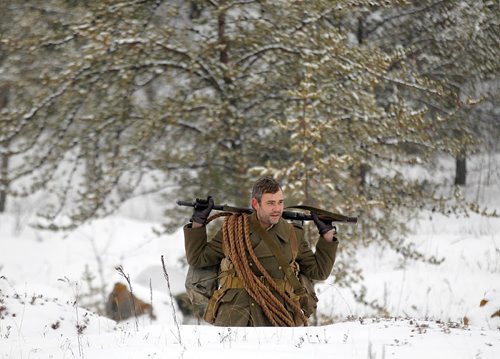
[[1, 154, 500, 358]]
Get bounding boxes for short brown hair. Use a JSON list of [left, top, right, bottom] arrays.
[[251, 177, 282, 204]]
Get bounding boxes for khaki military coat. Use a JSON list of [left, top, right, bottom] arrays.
[[184, 212, 338, 326]]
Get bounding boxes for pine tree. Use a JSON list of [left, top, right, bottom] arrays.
[[1, 1, 492, 301], [352, 0, 500, 186], [250, 6, 450, 291]]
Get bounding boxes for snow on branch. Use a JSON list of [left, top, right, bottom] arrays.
[[236, 44, 302, 66], [220, 1, 259, 12], [337, 55, 445, 97]]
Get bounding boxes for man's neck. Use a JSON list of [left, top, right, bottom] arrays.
[[256, 213, 273, 230]]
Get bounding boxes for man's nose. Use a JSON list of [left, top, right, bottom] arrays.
[[273, 203, 283, 211]]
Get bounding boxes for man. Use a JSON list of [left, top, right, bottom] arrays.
[[184, 176, 338, 326]]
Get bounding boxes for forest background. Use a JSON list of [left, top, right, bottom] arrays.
[[0, 0, 499, 315]]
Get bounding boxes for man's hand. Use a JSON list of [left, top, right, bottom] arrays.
[[311, 212, 337, 242], [190, 196, 214, 226]]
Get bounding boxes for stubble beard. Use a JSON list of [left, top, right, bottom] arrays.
[[257, 211, 282, 226]]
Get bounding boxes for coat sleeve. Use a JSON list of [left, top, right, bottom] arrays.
[[295, 228, 338, 281], [184, 224, 225, 268]]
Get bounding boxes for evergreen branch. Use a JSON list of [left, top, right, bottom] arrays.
[[366, 0, 447, 35], [288, 7, 335, 36], [8, 106, 79, 183], [146, 39, 227, 93], [221, 1, 259, 12], [41, 35, 76, 48], [7, 74, 100, 182], [7, 4, 75, 16], [108, 0, 151, 12], [0, 64, 93, 145], [337, 55, 444, 97], [0, 120, 45, 157], [204, 0, 220, 8], [236, 44, 302, 67], [0, 82, 70, 144], [143, 0, 164, 30]]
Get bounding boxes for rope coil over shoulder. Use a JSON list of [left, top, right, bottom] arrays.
[[205, 212, 308, 326]]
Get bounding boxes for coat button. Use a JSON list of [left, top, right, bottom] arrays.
[[251, 303, 255, 306], [278, 266, 282, 270]]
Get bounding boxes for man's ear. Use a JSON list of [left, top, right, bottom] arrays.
[[251, 197, 258, 210]]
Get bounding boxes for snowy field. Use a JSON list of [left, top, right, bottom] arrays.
[[1, 154, 500, 358]]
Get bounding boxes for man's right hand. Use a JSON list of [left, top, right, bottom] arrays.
[[190, 196, 214, 226]]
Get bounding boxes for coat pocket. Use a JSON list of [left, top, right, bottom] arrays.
[[220, 289, 239, 303], [210, 289, 241, 320], [213, 289, 250, 326]]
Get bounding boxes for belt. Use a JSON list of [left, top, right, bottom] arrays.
[[222, 274, 293, 293]]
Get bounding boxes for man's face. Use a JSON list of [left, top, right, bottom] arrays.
[[252, 189, 284, 228]]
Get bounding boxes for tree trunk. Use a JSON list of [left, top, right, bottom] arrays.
[[357, 14, 365, 44], [0, 85, 9, 212], [0, 153, 8, 213], [454, 151, 467, 186]]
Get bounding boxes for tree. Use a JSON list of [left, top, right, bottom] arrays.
[[0, 1, 232, 227], [3, 1, 408, 229], [1, 1, 489, 306], [250, 8, 452, 294], [351, 0, 500, 186], [0, 84, 9, 213]]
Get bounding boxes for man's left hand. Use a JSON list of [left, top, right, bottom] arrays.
[[311, 212, 337, 242]]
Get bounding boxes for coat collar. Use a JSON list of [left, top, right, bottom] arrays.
[[248, 212, 290, 243]]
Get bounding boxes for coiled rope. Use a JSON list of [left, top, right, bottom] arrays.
[[208, 212, 308, 326]]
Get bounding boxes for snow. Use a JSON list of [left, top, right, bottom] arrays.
[[1, 156, 500, 358]]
